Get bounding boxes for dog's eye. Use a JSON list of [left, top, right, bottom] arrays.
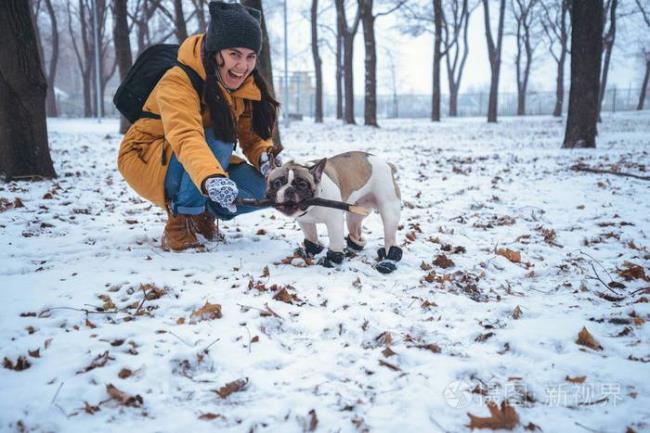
[[271, 178, 285, 189], [294, 179, 309, 190]]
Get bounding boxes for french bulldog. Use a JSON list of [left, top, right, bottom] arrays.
[[265, 151, 403, 273]]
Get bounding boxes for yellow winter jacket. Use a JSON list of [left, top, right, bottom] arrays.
[[117, 34, 273, 208]]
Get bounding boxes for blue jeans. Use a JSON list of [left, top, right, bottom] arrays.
[[164, 129, 266, 219]]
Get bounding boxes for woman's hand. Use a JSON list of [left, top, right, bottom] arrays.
[[205, 176, 238, 213]]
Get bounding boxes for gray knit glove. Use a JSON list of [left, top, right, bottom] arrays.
[[205, 177, 238, 213]]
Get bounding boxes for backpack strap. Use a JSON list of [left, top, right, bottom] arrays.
[[141, 62, 204, 120]]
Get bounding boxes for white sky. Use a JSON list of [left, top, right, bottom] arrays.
[[265, 1, 647, 97]]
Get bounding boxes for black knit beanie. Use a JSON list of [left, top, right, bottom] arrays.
[[205, 1, 262, 54]]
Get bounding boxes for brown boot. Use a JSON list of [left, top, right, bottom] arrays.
[[161, 210, 203, 252], [190, 211, 219, 241]]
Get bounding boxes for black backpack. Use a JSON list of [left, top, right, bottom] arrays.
[[113, 44, 203, 123]]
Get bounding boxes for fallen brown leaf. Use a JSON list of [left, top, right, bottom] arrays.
[[565, 375, 586, 384], [118, 368, 133, 379], [28, 349, 40, 358], [375, 331, 393, 346], [512, 305, 522, 320], [619, 263, 648, 281], [3, 356, 31, 371], [105, 383, 143, 407], [273, 287, 300, 304], [496, 248, 521, 263], [433, 254, 455, 269], [261, 265, 270, 278], [467, 400, 519, 430], [142, 283, 166, 300], [190, 302, 223, 322], [198, 413, 222, 420], [214, 378, 248, 398], [576, 327, 603, 351], [98, 294, 116, 311], [76, 351, 114, 374], [416, 343, 441, 353], [83, 401, 100, 414], [382, 346, 397, 357]]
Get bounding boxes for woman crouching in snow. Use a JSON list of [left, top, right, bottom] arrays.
[[117, 1, 280, 251]]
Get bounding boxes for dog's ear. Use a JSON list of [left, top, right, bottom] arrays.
[[309, 158, 327, 184]]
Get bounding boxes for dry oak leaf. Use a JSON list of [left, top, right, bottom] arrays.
[[416, 343, 442, 353], [190, 302, 222, 322], [3, 356, 31, 371], [199, 413, 222, 421], [618, 263, 648, 281], [576, 327, 603, 351], [118, 368, 133, 379], [214, 377, 249, 399], [565, 375, 586, 384], [142, 283, 166, 300], [433, 254, 455, 269], [467, 400, 519, 430], [83, 401, 100, 414], [105, 383, 143, 407], [76, 351, 114, 374], [496, 248, 521, 263], [273, 287, 300, 304]]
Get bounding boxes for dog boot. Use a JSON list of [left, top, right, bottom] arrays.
[[318, 249, 345, 268], [346, 235, 365, 251], [296, 239, 324, 258], [161, 210, 204, 252], [191, 211, 220, 241], [376, 246, 403, 274]]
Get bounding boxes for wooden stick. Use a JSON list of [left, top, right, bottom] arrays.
[[236, 197, 369, 216], [571, 164, 650, 181]]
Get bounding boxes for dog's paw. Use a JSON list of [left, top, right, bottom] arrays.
[[376, 260, 397, 274], [377, 246, 403, 262], [303, 239, 324, 256], [318, 250, 344, 268], [346, 235, 365, 252]]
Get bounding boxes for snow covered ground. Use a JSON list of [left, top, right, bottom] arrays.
[[1, 112, 649, 433]]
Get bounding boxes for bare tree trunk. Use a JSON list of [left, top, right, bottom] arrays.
[[555, 0, 568, 116], [512, 0, 538, 116], [174, 0, 188, 42], [638, 59, 650, 110], [335, 0, 360, 125], [483, 0, 506, 123], [597, 0, 617, 119], [43, 0, 59, 117], [240, 0, 282, 149], [359, 0, 378, 127], [563, 0, 603, 148], [443, 0, 473, 117], [113, 0, 132, 133], [311, 0, 323, 123], [336, 16, 343, 120], [0, 0, 56, 179], [432, 0, 442, 121]]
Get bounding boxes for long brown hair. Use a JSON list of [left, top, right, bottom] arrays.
[[202, 51, 280, 143]]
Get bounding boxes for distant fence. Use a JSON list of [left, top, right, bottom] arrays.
[[54, 87, 645, 119]]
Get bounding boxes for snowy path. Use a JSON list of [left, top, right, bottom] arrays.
[[1, 112, 649, 432]]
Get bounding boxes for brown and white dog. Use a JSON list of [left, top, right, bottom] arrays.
[[265, 151, 403, 273]]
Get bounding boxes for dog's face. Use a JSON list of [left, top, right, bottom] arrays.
[[265, 158, 327, 217]]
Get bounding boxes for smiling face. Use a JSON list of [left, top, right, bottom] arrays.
[[215, 47, 257, 90], [265, 159, 327, 217]]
